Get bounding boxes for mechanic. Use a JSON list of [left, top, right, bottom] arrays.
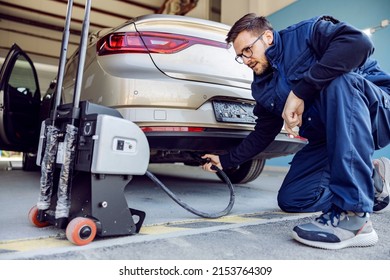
[[201, 13, 390, 250]]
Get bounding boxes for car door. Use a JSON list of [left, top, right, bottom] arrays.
[[0, 44, 41, 153]]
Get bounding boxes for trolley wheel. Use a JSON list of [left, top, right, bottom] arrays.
[[28, 205, 49, 228], [66, 217, 97, 246]]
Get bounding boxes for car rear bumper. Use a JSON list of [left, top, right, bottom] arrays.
[[144, 130, 308, 163]]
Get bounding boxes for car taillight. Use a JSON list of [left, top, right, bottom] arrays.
[[141, 127, 205, 132], [97, 31, 227, 56]]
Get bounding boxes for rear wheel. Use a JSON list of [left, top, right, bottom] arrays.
[[218, 159, 265, 184], [66, 217, 97, 246], [28, 205, 49, 227]]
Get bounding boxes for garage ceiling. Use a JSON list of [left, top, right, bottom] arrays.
[[0, 0, 288, 90], [0, 0, 194, 66]]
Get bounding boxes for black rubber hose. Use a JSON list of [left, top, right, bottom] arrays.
[[145, 166, 235, 219]]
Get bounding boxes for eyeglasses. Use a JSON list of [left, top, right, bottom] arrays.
[[235, 32, 265, 64]]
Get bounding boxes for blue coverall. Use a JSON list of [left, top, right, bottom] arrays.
[[219, 16, 390, 213]]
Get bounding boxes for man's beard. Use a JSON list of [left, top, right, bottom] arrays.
[[253, 61, 271, 76]]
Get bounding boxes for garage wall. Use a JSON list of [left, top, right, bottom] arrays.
[[267, 0, 390, 72], [264, 0, 390, 166], [220, 0, 296, 25]]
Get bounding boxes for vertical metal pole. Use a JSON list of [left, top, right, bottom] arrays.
[[37, 0, 73, 211], [71, 0, 92, 121], [52, 0, 74, 124], [55, 0, 92, 220]]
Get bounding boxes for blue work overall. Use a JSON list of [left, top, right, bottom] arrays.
[[277, 73, 390, 213]]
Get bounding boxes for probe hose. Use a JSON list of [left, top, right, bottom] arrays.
[[145, 166, 235, 219]]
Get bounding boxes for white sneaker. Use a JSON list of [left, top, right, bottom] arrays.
[[373, 157, 390, 213], [292, 208, 378, 250]]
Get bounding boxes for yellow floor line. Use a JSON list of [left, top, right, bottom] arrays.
[[203, 215, 261, 224], [0, 237, 69, 252], [0, 212, 303, 253], [139, 225, 188, 235]]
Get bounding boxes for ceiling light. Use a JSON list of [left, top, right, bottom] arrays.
[[363, 19, 389, 35]]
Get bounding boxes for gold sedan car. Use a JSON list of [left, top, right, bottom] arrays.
[[0, 14, 306, 183]]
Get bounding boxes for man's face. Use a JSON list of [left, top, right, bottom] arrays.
[[233, 30, 272, 75]]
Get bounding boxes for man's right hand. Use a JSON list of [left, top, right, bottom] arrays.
[[201, 154, 222, 173], [282, 90, 304, 137]]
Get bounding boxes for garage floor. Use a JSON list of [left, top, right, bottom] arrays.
[[2, 161, 390, 261], [0, 161, 288, 242]]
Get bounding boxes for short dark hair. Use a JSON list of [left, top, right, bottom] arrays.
[[226, 13, 273, 44]]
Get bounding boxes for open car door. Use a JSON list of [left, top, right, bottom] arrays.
[[0, 44, 41, 153]]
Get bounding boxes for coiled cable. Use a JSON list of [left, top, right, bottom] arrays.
[[145, 165, 235, 219]]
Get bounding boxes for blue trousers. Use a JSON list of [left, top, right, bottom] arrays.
[[277, 73, 390, 213]]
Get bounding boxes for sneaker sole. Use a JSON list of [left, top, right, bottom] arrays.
[[292, 229, 378, 250], [374, 157, 390, 213]]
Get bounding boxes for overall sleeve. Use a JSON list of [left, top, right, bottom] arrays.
[[293, 17, 375, 101], [219, 103, 283, 169]]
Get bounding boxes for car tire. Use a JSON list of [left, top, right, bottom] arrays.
[[22, 153, 39, 171], [218, 159, 265, 184]]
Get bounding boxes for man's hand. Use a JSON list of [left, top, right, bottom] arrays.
[[201, 154, 222, 173], [282, 91, 304, 136]]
